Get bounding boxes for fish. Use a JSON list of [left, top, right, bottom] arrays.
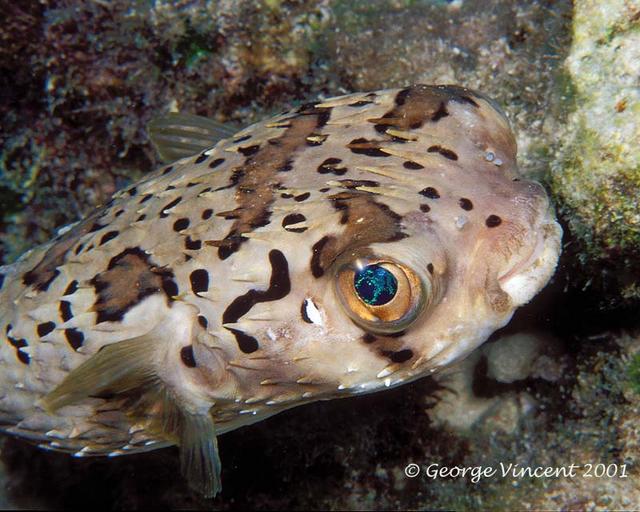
[[0, 84, 562, 497]]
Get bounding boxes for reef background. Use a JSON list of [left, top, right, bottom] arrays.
[[1, 0, 639, 510]]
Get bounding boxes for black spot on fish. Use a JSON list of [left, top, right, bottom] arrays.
[[173, 218, 190, 232], [459, 198, 473, 211], [337, 179, 379, 189], [348, 138, 389, 158], [348, 100, 373, 107], [209, 158, 225, 169], [139, 194, 153, 204], [190, 269, 209, 295], [159, 197, 182, 218], [427, 145, 458, 161], [64, 328, 84, 351], [294, 192, 310, 202], [180, 345, 197, 368], [128, 187, 138, 196], [223, 250, 291, 353], [37, 322, 56, 337], [427, 263, 434, 275], [59, 300, 73, 322], [99, 230, 119, 246], [136, 214, 146, 222], [486, 215, 502, 228], [234, 135, 251, 143], [317, 157, 347, 176], [282, 213, 307, 233], [403, 161, 424, 170], [228, 328, 259, 354], [5, 326, 29, 365], [420, 204, 431, 213], [197, 315, 208, 329], [162, 279, 179, 298], [388, 348, 413, 363], [0, 273, 4, 290], [162, 166, 174, 175], [217, 234, 243, 260], [419, 187, 440, 199], [202, 209, 213, 220], [194, 153, 208, 164], [238, 145, 260, 157], [277, 159, 294, 172], [310, 236, 331, 278], [362, 333, 377, 344], [115, 209, 124, 217]]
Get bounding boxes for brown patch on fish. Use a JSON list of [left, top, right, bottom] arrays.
[[311, 192, 406, 278], [368, 84, 480, 134], [22, 211, 105, 292], [91, 248, 178, 323], [209, 107, 331, 260]]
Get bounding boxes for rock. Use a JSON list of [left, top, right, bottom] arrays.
[[550, 0, 640, 305], [485, 333, 546, 384]]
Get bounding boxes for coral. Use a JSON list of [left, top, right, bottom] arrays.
[[549, 0, 640, 307]]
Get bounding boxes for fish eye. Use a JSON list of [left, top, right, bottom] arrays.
[[354, 264, 398, 306], [336, 258, 427, 334]]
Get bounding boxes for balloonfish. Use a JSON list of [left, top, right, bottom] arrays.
[[0, 85, 562, 496]]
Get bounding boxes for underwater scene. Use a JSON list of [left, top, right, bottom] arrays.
[[0, 0, 639, 510]]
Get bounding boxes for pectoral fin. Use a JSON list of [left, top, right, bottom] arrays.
[[148, 113, 241, 162], [41, 334, 158, 411], [41, 334, 223, 497]]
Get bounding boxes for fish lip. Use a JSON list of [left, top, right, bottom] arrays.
[[498, 230, 544, 285], [497, 215, 562, 306]]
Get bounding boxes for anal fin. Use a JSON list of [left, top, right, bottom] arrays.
[[179, 409, 222, 498], [41, 334, 223, 497]]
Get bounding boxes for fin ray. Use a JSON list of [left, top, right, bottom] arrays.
[[179, 409, 222, 497], [148, 113, 241, 162], [41, 333, 223, 497], [41, 334, 158, 412]]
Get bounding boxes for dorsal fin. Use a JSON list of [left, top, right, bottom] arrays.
[[147, 113, 241, 163], [40, 333, 223, 497]]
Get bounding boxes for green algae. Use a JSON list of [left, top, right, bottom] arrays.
[[626, 353, 640, 395]]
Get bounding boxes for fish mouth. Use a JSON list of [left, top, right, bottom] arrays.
[[497, 214, 563, 307]]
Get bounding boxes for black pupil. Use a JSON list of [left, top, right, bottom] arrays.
[[354, 265, 398, 306]]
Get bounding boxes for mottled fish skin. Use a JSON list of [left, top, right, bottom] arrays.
[[0, 85, 561, 490]]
